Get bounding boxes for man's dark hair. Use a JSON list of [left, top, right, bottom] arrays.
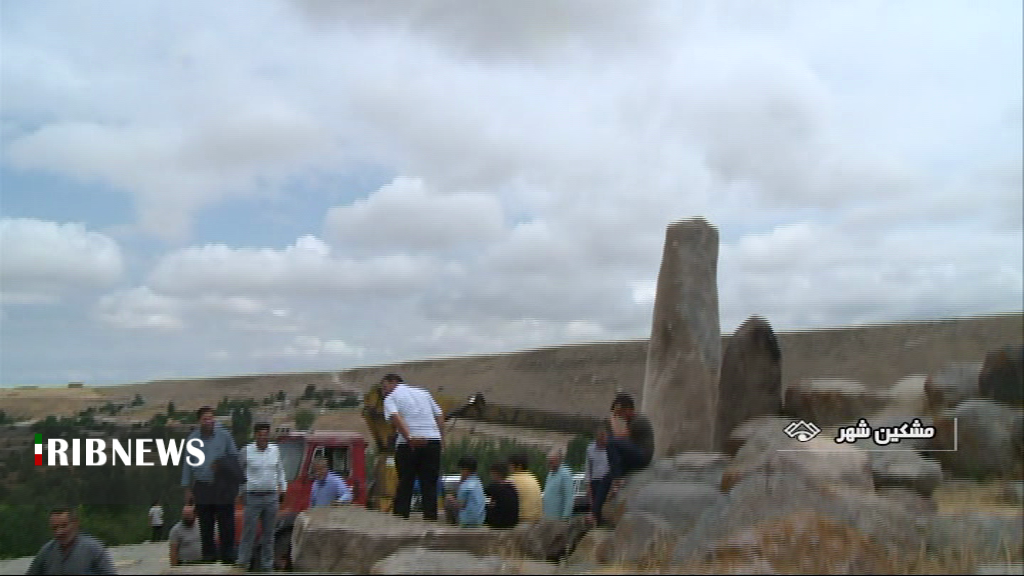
[[196, 406, 214, 419], [457, 456, 478, 473], [489, 462, 510, 478], [382, 373, 404, 384], [254, 422, 271, 433], [508, 452, 529, 470], [49, 506, 78, 520], [612, 393, 635, 411]]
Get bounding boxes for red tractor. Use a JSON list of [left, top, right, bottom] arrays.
[[234, 430, 368, 570]]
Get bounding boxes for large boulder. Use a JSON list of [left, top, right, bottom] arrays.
[[723, 416, 798, 456], [783, 378, 891, 428], [602, 452, 728, 527], [721, 435, 873, 492], [925, 362, 983, 412], [369, 548, 557, 575], [494, 517, 589, 563], [604, 481, 724, 534], [717, 316, 783, 451], [563, 528, 612, 568], [642, 218, 721, 457], [979, 346, 1024, 408], [680, 510, 899, 575], [930, 399, 1024, 480], [869, 451, 943, 497], [672, 471, 927, 571], [290, 506, 494, 573], [598, 511, 680, 567]]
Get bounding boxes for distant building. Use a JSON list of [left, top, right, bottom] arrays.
[[68, 382, 84, 388]]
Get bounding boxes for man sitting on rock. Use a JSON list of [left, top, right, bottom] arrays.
[[444, 456, 486, 527], [485, 461, 519, 529], [507, 452, 543, 522], [605, 393, 654, 497], [542, 448, 574, 520]]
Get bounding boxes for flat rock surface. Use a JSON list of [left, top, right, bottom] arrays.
[[0, 542, 243, 575]]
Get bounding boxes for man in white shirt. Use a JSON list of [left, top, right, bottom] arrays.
[[236, 422, 287, 572], [381, 373, 445, 521]]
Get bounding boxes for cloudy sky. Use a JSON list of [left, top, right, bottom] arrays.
[[1, 0, 1021, 387]]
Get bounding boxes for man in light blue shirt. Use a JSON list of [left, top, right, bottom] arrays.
[[309, 458, 353, 507], [444, 456, 485, 527], [542, 448, 574, 520]]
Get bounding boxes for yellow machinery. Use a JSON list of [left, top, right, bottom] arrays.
[[361, 384, 484, 512]]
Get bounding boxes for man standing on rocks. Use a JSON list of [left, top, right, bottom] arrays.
[[381, 373, 445, 521], [181, 405, 242, 564], [26, 506, 116, 575], [237, 422, 287, 572], [542, 448, 575, 520], [605, 393, 654, 496], [169, 505, 202, 567], [507, 452, 542, 522]]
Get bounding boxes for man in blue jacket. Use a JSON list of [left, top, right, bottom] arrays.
[[182, 406, 242, 564]]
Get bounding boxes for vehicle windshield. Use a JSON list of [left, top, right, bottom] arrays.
[[279, 441, 304, 482]]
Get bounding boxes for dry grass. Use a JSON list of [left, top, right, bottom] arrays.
[[933, 479, 1022, 515]]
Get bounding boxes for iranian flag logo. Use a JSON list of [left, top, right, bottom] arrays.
[[35, 434, 43, 466]]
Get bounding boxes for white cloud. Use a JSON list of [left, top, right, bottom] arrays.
[[148, 235, 438, 298], [324, 177, 506, 255], [0, 218, 123, 304], [254, 335, 366, 359], [95, 286, 182, 330], [2, 0, 1021, 385]]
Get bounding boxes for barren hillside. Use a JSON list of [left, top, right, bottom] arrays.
[[3, 313, 1021, 423]]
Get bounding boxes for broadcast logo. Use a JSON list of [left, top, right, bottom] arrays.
[[35, 434, 206, 467], [783, 420, 821, 442]]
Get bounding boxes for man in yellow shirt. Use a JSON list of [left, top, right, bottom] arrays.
[[506, 452, 542, 522]]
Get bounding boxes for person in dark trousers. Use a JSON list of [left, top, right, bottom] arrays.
[[148, 500, 164, 542], [484, 461, 519, 529], [181, 406, 243, 564], [604, 393, 654, 498], [380, 373, 445, 521], [584, 425, 610, 526], [26, 506, 116, 575]]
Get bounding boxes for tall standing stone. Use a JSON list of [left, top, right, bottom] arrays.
[[642, 218, 720, 459], [716, 316, 782, 450]]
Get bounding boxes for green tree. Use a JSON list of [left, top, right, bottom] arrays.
[[302, 384, 316, 400], [295, 409, 315, 431], [132, 394, 144, 407], [166, 401, 176, 417], [566, 434, 589, 471], [231, 406, 252, 446], [276, 390, 286, 401]]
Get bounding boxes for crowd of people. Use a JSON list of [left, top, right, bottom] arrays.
[[23, 374, 654, 574], [381, 373, 654, 530]]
